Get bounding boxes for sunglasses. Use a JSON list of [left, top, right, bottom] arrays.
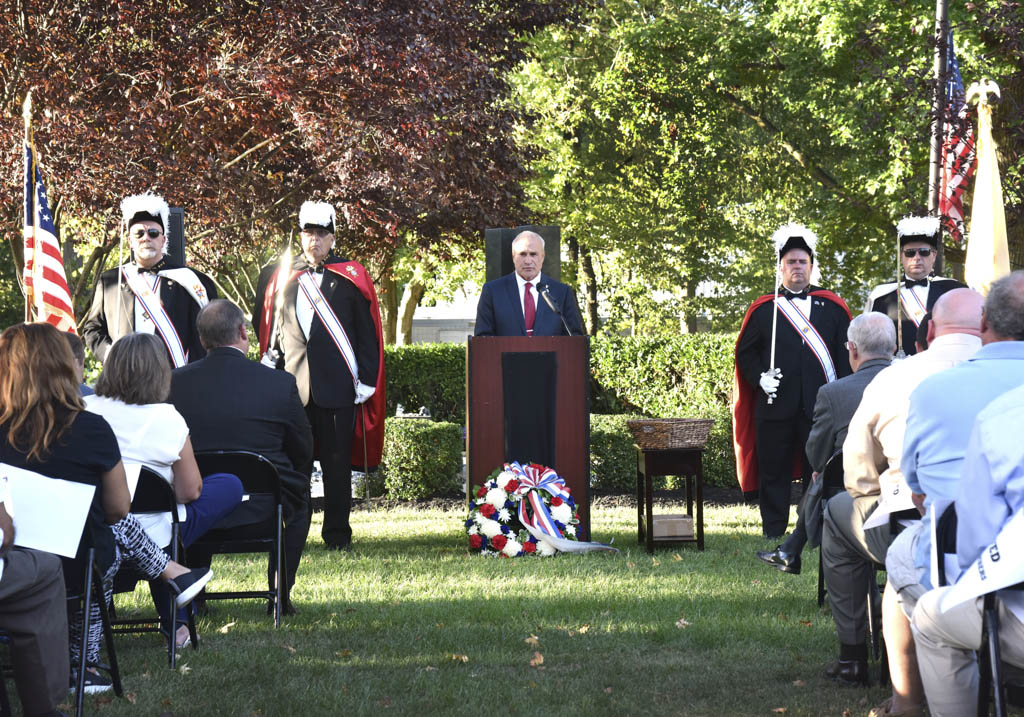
[[903, 248, 934, 258], [131, 228, 163, 240]]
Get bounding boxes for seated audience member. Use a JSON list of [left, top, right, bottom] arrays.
[[0, 486, 68, 717], [912, 382, 1024, 715], [875, 272, 1024, 716], [913, 312, 931, 354], [757, 312, 894, 575], [0, 322, 210, 694], [63, 330, 93, 396], [821, 288, 983, 687], [170, 299, 313, 613], [85, 332, 243, 647]]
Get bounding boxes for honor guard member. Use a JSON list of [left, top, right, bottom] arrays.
[[253, 201, 385, 551], [81, 193, 217, 366], [734, 224, 852, 538], [865, 215, 965, 355]]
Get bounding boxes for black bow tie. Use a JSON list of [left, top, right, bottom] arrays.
[[904, 278, 929, 288], [780, 288, 808, 300], [136, 258, 166, 274]]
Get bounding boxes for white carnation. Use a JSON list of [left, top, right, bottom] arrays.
[[537, 540, 558, 556], [479, 519, 502, 538], [550, 502, 573, 524], [501, 538, 523, 557], [566, 524, 577, 537], [467, 524, 479, 536], [485, 487, 508, 508], [497, 507, 511, 523]]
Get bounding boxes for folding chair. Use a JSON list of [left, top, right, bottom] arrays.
[[816, 451, 846, 607], [109, 467, 198, 668], [977, 584, 1024, 717], [188, 451, 286, 627], [65, 547, 123, 715]]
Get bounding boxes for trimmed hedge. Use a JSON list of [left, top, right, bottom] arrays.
[[381, 417, 463, 500], [384, 333, 738, 489]]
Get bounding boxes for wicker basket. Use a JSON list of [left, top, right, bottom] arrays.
[[626, 418, 714, 451]]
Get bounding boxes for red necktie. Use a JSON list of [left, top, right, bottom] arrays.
[[524, 281, 536, 336]]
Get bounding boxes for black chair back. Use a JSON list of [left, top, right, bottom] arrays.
[[820, 451, 845, 496], [130, 466, 177, 514], [194, 450, 281, 501]]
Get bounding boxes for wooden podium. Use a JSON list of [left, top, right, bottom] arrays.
[[466, 336, 591, 540]]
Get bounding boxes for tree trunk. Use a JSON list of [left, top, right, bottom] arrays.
[[681, 277, 698, 333], [397, 279, 425, 345], [377, 273, 399, 345], [578, 244, 599, 335]]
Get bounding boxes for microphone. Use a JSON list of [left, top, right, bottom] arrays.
[[538, 283, 574, 336]]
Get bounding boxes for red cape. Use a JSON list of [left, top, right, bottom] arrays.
[[258, 261, 386, 470], [732, 289, 851, 495]]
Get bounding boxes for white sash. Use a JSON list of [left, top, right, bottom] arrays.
[[296, 271, 358, 386], [899, 285, 928, 327], [122, 266, 188, 367], [775, 296, 838, 383]]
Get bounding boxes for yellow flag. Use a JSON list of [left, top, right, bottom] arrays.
[[964, 81, 1010, 294]]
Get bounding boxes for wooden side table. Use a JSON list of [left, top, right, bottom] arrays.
[[635, 446, 705, 553]]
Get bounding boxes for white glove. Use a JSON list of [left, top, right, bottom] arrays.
[[354, 381, 376, 405], [260, 349, 280, 368], [759, 368, 782, 398]]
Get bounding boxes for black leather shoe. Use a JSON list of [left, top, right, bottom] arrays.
[[756, 546, 801, 575], [325, 541, 352, 552], [824, 659, 869, 686]]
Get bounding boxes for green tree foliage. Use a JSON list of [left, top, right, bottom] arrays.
[[512, 0, 1022, 332]]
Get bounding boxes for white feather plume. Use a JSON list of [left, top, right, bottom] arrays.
[[299, 201, 335, 230], [771, 222, 818, 253], [896, 215, 940, 240], [120, 192, 169, 232]]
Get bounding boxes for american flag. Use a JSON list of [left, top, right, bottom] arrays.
[[23, 140, 77, 332], [938, 30, 977, 245]]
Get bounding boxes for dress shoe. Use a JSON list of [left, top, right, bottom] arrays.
[[824, 658, 869, 686], [756, 546, 801, 575], [326, 541, 352, 551]]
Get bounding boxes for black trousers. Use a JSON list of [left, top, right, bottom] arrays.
[[754, 414, 812, 538], [307, 401, 355, 547]]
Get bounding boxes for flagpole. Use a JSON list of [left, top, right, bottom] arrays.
[[23, 92, 35, 323], [928, 0, 949, 274]]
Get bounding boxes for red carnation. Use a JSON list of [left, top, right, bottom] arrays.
[[476, 486, 487, 498], [469, 534, 483, 549], [551, 496, 563, 506], [523, 542, 537, 553], [480, 503, 496, 518], [504, 479, 520, 492], [491, 534, 508, 550]]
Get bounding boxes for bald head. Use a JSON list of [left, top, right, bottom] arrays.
[[930, 288, 984, 340], [197, 299, 248, 351]]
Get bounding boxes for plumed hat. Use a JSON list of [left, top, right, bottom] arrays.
[[896, 215, 941, 248], [121, 193, 169, 233], [299, 201, 336, 234], [772, 222, 817, 262]]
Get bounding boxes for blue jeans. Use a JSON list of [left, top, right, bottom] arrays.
[[151, 472, 243, 628]]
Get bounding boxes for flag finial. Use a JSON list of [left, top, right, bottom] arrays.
[[22, 91, 32, 123], [966, 79, 1001, 107]]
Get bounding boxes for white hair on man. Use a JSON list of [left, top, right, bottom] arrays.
[[848, 312, 897, 359], [512, 230, 545, 250]]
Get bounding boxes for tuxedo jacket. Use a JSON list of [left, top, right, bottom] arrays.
[[474, 272, 584, 337], [80, 259, 218, 364], [253, 258, 379, 409], [169, 346, 313, 522], [866, 276, 965, 355], [735, 286, 852, 422], [803, 357, 890, 473]]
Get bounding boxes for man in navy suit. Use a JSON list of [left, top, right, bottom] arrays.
[[474, 231, 584, 337]]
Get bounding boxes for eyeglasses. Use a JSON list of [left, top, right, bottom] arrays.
[[131, 228, 162, 240], [844, 341, 856, 350], [300, 228, 332, 239], [903, 248, 934, 258]]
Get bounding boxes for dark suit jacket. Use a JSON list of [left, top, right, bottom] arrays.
[[81, 259, 218, 364], [169, 347, 313, 521], [474, 272, 584, 336], [253, 259, 379, 409], [735, 286, 852, 421], [804, 357, 891, 473], [866, 276, 965, 355]]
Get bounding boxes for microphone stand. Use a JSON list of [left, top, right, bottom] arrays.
[[538, 283, 574, 336]]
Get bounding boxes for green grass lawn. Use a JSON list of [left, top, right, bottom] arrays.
[[76, 502, 901, 716]]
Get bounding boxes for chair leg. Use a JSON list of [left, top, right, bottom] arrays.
[[75, 554, 93, 717], [0, 665, 13, 717], [985, 596, 1007, 717], [817, 549, 826, 607], [274, 508, 283, 628], [92, 567, 122, 697]]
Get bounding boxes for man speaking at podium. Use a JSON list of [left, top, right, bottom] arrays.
[[474, 231, 583, 337]]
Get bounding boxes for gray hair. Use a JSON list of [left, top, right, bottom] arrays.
[[512, 230, 545, 251], [984, 271, 1024, 340], [95, 333, 171, 405], [197, 299, 245, 350], [848, 312, 896, 359]]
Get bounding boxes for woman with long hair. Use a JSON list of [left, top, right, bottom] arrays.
[[0, 323, 210, 694], [86, 332, 242, 648]]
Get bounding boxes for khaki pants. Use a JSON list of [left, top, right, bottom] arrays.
[[912, 586, 1024, 717]]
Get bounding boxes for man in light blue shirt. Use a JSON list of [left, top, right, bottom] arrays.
[[911, 381, 1024, 717], [876, 271, 1024, 716]]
